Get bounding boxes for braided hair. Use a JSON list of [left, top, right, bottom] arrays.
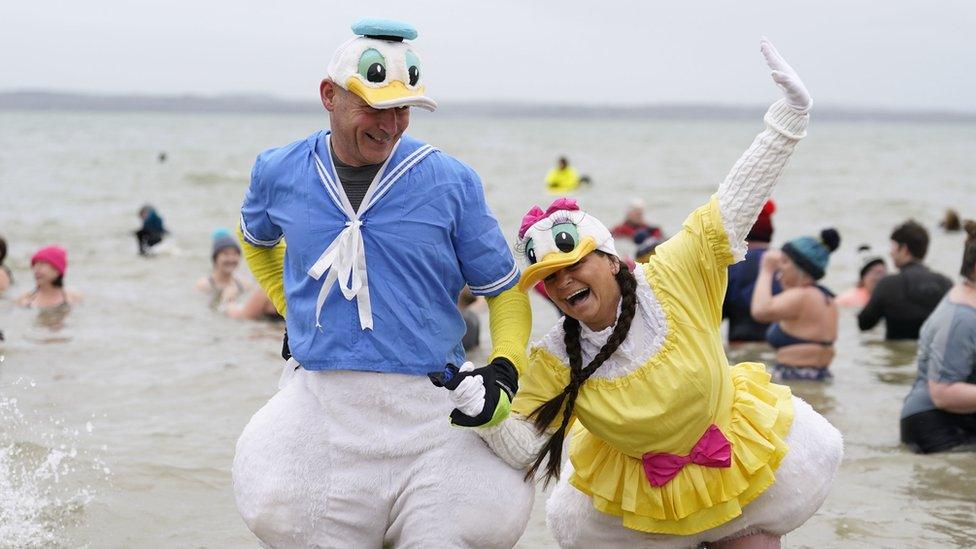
[[525, 260, 639, 485]]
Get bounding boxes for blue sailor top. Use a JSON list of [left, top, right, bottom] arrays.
[[240, 130, 519, 375]]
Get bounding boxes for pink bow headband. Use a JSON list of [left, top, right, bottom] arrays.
[[519, 197, 580, 239]]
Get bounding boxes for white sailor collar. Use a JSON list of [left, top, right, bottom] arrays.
[[307, 132, 438, 330]]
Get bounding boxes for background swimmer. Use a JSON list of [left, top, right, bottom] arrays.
[[723, 200, 780, 344], [858, 220, 952, 340], [0, 235, 11, 293], [752, 229, 840, 381], [836, 245, 887, 308], [900, 221, 976, 453], [135, 204, 168, 256], [16, 245, 82, 311], [195, 229, 250, 307], [222, 288, 281, 322]]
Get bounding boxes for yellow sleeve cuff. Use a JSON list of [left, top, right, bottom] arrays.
[[237, 226, 287, 316], [486, 286, 531, 375]]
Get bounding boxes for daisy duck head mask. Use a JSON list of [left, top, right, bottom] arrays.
[[326, 18, 437, 111], [516, 198, 618, 291]]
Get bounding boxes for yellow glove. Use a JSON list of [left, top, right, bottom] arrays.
[[236, 226, 287, 316], [485, 286, 531, 375]]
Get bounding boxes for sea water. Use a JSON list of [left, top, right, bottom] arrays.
[[1, 109, 975, 547]]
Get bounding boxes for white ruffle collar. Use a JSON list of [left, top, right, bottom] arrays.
[[535, 268, 668, 380]]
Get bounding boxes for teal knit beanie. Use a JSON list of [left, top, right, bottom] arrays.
[[211, 228, 241, 262], [782, 228, 841, 280]]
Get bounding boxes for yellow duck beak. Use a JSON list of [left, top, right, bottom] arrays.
[[346, 78, 436, 111], [518, 237, 597, 291]]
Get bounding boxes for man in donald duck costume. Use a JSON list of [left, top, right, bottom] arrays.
[[232, 18, 535, 547]]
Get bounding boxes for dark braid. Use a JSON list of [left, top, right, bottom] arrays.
[[525, 262, 639, 485]]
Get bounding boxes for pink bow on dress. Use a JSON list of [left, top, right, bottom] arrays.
[[641, 424, 732, 487], [518, 197, 580, 238]]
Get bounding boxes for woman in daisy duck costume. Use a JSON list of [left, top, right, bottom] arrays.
[[435, 39, 842, 547]]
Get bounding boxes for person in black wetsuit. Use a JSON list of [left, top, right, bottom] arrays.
[[135, 204, 167, 255], [858, 220, 952, 340], [722, 199, 781, 343]]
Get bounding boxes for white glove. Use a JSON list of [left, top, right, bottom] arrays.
[[761, 37, 812, 113], [448, 362, 486, 417]]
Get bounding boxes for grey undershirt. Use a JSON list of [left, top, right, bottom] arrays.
[[331, 149, 383, 212]]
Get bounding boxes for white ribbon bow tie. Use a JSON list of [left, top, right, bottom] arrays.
[[309, 218, 372, 330], [308, 139, 436, 332]]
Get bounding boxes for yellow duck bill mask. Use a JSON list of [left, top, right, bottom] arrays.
[[327, 18, 437, 112], [517, 198, 618, 291]]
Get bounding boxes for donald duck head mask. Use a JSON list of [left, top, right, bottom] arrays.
[[327, 18, 437, 112], [516, 198, 618, 291]]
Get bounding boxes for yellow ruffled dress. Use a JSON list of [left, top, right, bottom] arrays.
[[511, 196, 794, 535]]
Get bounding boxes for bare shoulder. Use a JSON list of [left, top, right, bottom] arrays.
[[776, 286, 809, 305], [66, 289, 84, 304], [194, 276, 210, 291], [16, 291, 32, 306]]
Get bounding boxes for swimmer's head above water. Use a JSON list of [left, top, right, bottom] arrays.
[[31, 245, 67, 288], [778, 228, 841, 286], [211, 229, 242, 273]]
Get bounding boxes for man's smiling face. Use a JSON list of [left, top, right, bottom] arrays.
[[321, 80, 410, 166]]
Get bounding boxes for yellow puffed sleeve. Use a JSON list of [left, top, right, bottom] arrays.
[[510, 346, 575, 430], [236, 226, 287, 315], [485, 286, 531, 375], [645, 195, 732, 330]]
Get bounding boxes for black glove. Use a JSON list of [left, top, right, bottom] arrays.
[[428, 357, 518, 427]]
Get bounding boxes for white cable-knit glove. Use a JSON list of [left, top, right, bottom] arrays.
[[761, 37, 811, 112], [448, 362, 487, 417]]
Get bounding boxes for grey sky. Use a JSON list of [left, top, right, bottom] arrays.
[[3, 0, 973, 111]]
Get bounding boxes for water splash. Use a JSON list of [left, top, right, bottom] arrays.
[[0, 381, 109, 547]]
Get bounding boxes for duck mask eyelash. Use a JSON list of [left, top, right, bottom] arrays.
[[518, 210, 586, 245]]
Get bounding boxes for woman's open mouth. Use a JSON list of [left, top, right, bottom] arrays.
[[565, 287, 591, 307]]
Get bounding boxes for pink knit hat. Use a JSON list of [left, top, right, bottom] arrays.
[[31, 245, 67, 276]]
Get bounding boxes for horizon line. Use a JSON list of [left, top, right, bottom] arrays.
[[2, 89, 975, 122]]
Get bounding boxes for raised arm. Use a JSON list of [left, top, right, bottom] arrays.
[[857, 277, 889, 331], [751, 248, 804, 322], [718, 38, 811, 262]]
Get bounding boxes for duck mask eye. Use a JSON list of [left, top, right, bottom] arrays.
[[551, 223, 579, 253], [406, 50, 421, 86], [525, 239, 537, 264], [358, 49, 387, 83]]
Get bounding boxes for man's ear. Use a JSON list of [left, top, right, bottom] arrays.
[[320, 79, 338, 112]]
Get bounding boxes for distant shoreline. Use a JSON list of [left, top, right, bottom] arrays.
[[2, 90, 975, 123]]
